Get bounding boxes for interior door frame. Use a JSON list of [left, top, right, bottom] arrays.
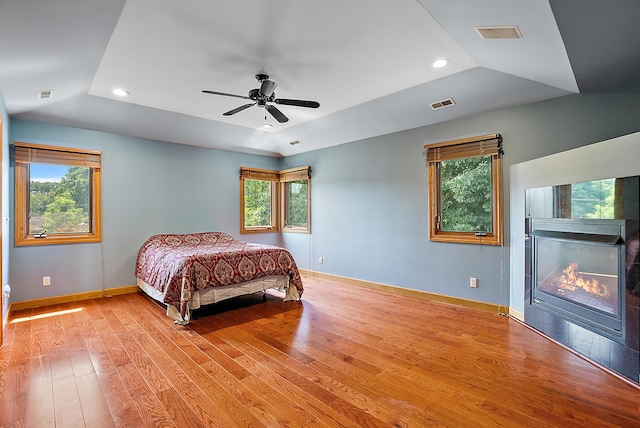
[[1, 112, 4, 346]]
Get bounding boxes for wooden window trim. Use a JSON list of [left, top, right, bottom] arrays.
[[239, 166, 312, 234], [425, 134, 503, 246], [280, 166, 311, 234], [14, 142, 102, 246], [240, 167, 280, 234]]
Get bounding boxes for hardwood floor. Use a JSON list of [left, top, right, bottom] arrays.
[[1, 276, 639, 427]]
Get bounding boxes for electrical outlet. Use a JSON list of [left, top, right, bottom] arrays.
[[470, 277, 478, 288], [319, 256, 324, 264], [43, 276, 51, 286]]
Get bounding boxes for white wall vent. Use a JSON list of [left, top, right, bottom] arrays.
[[475, 25, 523, 40], [38, 90, 53, 99], [430, 98, 455, 110]]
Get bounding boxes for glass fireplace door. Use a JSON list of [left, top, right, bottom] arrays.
[[530, 219, 626, 342], [534, 235, 619, 316]]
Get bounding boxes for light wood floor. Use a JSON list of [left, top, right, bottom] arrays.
[[1, 276, 639, 427]]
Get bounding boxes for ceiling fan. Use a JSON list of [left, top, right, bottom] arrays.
[[202, 73, 320, 123]]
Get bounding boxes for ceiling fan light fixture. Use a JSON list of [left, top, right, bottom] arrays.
[[432, 59, 449, 68]]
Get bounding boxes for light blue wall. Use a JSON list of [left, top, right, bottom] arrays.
[[6, 78, 640, 308], [9, 120, 280, 302], [1, 90, 10, 327], [283, 79, 640, 306]]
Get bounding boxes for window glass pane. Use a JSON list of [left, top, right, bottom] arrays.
[[244, 178, 272, 227], [440, 156, 492, 232], [29, 164, 91, 234], [285, 180, 308, 228], [571, 178, 615, 219]]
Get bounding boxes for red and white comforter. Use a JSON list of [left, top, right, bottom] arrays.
[[135, 232, 303, 314]]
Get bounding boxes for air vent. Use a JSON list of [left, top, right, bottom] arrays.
[[289, 140, 301, 146], [431, 98, 455, 110], [475, 25, 523, 39], [37, 90, 53, 99]]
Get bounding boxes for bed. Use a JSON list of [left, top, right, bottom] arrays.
[[135, 232, 303, 324]]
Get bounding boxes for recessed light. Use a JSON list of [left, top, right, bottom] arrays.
[[112, 88, 129, 97], [262, 123, 273, 129], [432, 59, 449, 68]]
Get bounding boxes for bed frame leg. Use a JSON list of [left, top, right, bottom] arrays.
[[262, 290, 267, 302]]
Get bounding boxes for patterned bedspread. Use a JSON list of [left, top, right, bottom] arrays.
[[135, 232, 303, 312]]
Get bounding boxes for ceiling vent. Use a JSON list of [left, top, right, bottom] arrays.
[[289, 140, 301, 146], [37, 90, 53, 100], [431, 98, 455, 110], [475, 25, 523, 39]]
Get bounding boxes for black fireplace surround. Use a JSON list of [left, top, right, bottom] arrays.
[[525, 176, 640, 384]]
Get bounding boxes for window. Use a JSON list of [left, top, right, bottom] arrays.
[[239, 166, 311, 234], [425, 134, 503, 245], [14, 142, 102, 246], [240, 167, 280, 233], [280, 166, 311, 233]]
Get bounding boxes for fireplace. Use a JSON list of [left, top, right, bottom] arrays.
[[525, 176, 639, 384], [530, 218, 625, 343]]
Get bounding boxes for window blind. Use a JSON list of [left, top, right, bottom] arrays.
[[425, 133, 503, 163], [239, 167, 280, 181], [240, 166, 310, 182], [13, 142, 101, 168], [279, 166, 311, 182]]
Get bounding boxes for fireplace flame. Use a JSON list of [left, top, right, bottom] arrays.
[[558, 263, 610, 298]]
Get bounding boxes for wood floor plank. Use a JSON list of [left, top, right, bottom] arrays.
[[114, 294, 267, 427], [52, 375, 84, 428], [75, 372, 115, 428], [2, 277, 639, 427]]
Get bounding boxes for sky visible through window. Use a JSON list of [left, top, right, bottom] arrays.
[[31, 164, 69, 182]]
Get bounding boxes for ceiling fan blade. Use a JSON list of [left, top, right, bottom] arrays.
[[265, 104, 289, 123], [274, 98, 320, 108], [223, 103, 255, 116], [259, 79, 277, 97], [202, 90, 250, 100]]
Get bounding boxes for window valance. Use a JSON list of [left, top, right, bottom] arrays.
[[14, 141, 102, 168], [425, 133, 503, 163]]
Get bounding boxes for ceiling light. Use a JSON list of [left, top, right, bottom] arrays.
[[432, 59, 449, 68], [112, 88, 129, 97], [262, 123, 273, 129]]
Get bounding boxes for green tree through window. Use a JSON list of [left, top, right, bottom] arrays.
[[284, 180, 308, 228], [440, 156, 492, 232], [571, 178, 615, 219], [30, 166, 90, 234], [244, 178, 272, 227]]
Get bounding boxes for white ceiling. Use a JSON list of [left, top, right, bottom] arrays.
[[1, 0, 639, 157]]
